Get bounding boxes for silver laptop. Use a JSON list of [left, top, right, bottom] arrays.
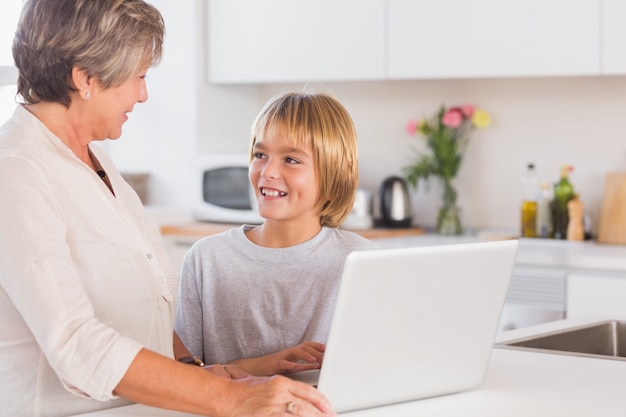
[[290, 239, 519, 413]]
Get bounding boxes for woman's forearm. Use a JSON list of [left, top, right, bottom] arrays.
[[114, 346, 335, 416], [114, 348, 233, 416]]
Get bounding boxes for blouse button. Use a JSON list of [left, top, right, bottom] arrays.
[[146, 253, 153, 260]]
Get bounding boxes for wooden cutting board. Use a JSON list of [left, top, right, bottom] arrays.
[[597, 172, 626, 244]]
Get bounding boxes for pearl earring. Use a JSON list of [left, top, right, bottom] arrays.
[[85, 90, 90, 99]]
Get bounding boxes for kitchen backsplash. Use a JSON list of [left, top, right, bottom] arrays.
[[252, 77, 625, 236]]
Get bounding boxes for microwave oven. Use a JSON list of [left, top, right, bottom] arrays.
[[192, 153, 263, 224]]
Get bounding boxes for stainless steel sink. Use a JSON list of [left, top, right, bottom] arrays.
[[496, 320, 626, 361]]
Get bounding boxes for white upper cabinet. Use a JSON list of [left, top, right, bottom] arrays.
[[601, 0, 626, 74], [387, 0, 600, 79], [208, 1, 622, 83], [207, 0, 386, 84]]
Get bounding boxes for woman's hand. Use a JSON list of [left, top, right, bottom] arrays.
[[199, 361, 336, 416], [202, 363, 250, 379], [232, 341, 325, 376], [227, 374, 335, 417], [115, 348, 333, 417]]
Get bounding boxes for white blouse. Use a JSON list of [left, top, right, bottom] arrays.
[[0, 106, 178, 417]]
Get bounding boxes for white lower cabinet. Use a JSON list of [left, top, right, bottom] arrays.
[[498, 303, 564, 333], [163, 236, 195, 273], [500, 264, 626, 331], [567, 270, 626, 319], [498, 265, 567, 332]]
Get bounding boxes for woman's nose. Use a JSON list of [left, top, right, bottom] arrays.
[[138, 82, 148, 103]]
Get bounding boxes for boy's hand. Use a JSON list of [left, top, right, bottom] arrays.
[[232, 341, 325, 376]]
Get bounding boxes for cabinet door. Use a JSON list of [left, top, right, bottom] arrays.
[[163, 236, 196, 273], [567, 271, 626, 319], [207, 0, 385, 83], [387, 0, 600, 79], [498, 265, 566, 332], [601, 0, 626, 74]]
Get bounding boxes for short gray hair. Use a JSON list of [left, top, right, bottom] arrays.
[[13, 0, 165, 107]]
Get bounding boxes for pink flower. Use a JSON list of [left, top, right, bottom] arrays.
[[406, 119, 419, 135], [441, 108, 463, 128], [461, 105, 475, 117]]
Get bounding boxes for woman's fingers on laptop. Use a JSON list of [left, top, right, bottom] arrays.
[[231, 375, 335, 416], [285, 378, 336, 417]]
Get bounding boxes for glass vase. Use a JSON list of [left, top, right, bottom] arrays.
[[437, 179, 463, 235]]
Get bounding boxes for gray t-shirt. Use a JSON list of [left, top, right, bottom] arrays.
[[175, 225, 379, 364]]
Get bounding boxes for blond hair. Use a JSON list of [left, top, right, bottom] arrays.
[[250, 92, 359, 228], [13, 0, 164, 107]]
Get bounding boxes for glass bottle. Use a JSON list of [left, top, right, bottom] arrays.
[[536, 182, 553, 238], [520, 163, 539, 238], [551, 165, 575, 240]]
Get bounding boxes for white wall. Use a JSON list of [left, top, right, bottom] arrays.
[[107, 0, 261, 212], [105, 0, 199, 207], [27, 1, 624, 235], [0, 7, 619, 342], [255, 77, 626, 233]]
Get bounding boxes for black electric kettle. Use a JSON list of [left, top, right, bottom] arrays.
[[379, 176, 412, 228]]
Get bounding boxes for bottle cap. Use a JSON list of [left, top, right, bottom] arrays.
[[560, 165, 573, 177]]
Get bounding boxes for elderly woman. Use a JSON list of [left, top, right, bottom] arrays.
[[0, 1, 334, 417]]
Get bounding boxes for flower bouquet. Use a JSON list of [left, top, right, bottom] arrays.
[[404, 104, 490, 235]]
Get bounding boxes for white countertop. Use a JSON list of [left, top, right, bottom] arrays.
[[73, 317, 626, 417], [515, 238, 626, 272], [147, 203, 626, 274], [374, 232, 626, 273]]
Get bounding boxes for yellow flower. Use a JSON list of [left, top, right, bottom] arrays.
[[417, 120, 429, 135], [471, 109, 490, 128]]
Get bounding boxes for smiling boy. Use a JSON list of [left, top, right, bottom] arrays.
[[175, 92, 379, 377]]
